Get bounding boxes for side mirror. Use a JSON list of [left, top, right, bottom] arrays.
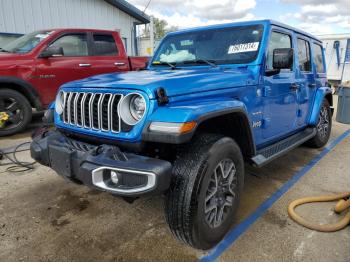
[[273, 48, 293, 70], [39, 46, 64, 58]]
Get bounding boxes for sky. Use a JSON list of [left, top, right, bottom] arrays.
[[128, 0, 350, 35]]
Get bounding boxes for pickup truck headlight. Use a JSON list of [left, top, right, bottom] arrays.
[[119, 93, 146, 125], [55, 91, 64, 115]]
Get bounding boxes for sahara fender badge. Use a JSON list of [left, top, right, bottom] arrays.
[[252, 120, 262, 128]]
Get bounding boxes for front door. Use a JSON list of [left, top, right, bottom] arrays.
[[34, 33, 94, 105], [263, 30, 298, 139]]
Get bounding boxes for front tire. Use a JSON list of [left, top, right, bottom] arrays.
[[307, 99, 332, 148], [0, 89, 32, 136], [165, 134, 244, 250]]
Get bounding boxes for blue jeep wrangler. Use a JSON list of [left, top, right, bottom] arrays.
[[31, 20, 332, 249]]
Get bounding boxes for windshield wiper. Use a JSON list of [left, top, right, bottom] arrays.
[[152, 61, 177, 69], [183, 59, 217, 68]]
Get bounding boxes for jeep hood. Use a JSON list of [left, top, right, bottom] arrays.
[[63, 67, 256, 99]]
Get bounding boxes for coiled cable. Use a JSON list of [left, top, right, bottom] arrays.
[[0, 141, 36, 173]]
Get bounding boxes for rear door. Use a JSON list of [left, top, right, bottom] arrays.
[[34, 32, 94, 105], [262, 29, 298, 139], [312, 42, 328, 91], [295, 36, 316, 126], [88, 32, 129, 74]]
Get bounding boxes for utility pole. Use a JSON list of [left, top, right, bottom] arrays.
[[150, 16, 154, 55]]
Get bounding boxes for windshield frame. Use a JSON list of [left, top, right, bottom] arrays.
[[150, 24, 265, 69], [1, 30, 54, 54]]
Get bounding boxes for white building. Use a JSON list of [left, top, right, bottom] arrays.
[[318, 34, 350, 85], [0, 0, 150, 55]]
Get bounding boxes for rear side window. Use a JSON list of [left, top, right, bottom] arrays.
[[267, 31, 292, 70], [93, 34, 118, 56], [313, 43, 325, 73], [50, 34, 88, 56], [297, 38, 311, 72]]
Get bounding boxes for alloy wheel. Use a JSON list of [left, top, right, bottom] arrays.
[[0, 96, 23, 131], [317, 105, 329, 140], [204, 158, 238, 228]]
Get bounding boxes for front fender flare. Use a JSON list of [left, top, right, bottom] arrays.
[[309, 86, 332, 126], [0, 76, 42, 110], [142, 99, 255, 150]]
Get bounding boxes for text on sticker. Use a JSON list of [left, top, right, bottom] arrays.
[[228, 42, 260, 54]]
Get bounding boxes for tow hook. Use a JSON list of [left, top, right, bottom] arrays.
[[0, 112, 10, 128]]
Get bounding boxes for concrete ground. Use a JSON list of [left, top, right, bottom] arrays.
[[0, 105, 349, 262]]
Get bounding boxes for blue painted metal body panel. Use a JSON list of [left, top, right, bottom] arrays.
[[53, 19, 328, 151]]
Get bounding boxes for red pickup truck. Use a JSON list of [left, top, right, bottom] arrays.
[[0, 28, 148, 136]]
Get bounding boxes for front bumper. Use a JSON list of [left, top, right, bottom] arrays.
[[30, 130, 172, 197]]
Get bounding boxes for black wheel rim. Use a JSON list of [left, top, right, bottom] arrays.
[[0, 96, 23, 131], [204, 158, 238, 228], [317, 105, 329, 140]]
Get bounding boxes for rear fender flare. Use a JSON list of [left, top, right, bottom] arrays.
[[309, 86, 332, 126]]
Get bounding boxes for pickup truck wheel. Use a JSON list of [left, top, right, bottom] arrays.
[[165, 134, 244, 250], [306, 99, 332, 148], [0, 89, 32, 136]]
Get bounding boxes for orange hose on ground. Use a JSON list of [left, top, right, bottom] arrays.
[[288, 192, 350, 232]]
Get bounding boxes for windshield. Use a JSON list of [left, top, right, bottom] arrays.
[[1, 31, 54, 53], [152, 25, 264, 67]]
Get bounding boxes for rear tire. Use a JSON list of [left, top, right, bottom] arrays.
[[0, 89, 32, 136], [165, 134, 244, 250], [306, 99, 332, 148]]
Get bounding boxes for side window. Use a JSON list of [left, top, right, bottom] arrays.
[[297, 38, 311, 72], [313, 43, 325, 73], [267, 31, 292, 70], [50, 34, 88, 56], [93, 34, 118, 56]]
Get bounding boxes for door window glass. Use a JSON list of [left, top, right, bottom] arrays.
[[313, 43, 325, 73], [50, 34, 88, 56], [297, 39, 311, 72], [267, 31, 292, 70], [93, 34, 118, 56]]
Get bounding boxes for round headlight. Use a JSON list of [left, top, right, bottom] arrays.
[[119, 93, 146, 126], [130, 95, 146, 121], [55, 91, 64, 115]]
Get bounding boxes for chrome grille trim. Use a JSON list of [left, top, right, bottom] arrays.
[[73, 93, 80, 125], [83, 93, 93, 129], [101, 93, 113, 132], [60, 91, 123, 133], [111, 94, 123, 133], [66, 92, 74, 124], [77, 93, 87, 127], [92, 94, 103, 130], [88, 93, 96, 130]]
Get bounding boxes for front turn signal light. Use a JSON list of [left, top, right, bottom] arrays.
[[149, 121, 197, 134]]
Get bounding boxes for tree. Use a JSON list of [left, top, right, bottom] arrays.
[[141, 16, 178, 39]]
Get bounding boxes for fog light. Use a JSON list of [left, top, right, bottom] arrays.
[[111, 171, 120, 184]]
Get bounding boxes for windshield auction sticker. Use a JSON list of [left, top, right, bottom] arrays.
[[228, 42, 260, 54]]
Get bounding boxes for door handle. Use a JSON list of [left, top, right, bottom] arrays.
[[114, 62, 126, 66], [308, 83, 316, 88], [79, 63, 91, 67], [290, 83, 300, 91]]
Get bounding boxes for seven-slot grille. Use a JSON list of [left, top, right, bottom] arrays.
[[61, 91, 123, 133]]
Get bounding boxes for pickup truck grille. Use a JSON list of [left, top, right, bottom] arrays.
[[61, 91, 123, 133]]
